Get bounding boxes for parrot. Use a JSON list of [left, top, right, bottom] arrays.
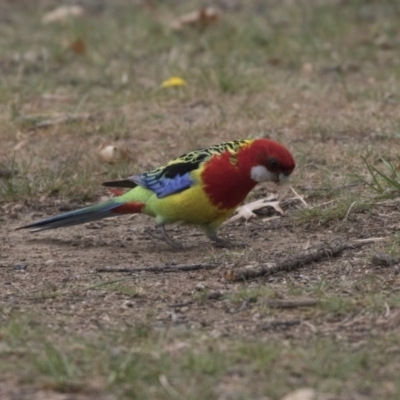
[[17, 138, 295, 249]]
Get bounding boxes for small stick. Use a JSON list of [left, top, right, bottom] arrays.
[[19, 113, 97, 128], [265, 299, 319, 308], [290, 185, 309, 208], [96, 263, 217, 274], [36, 113, 95, 128], [224, 239, 375, 282], [259, 319, 302, 331]]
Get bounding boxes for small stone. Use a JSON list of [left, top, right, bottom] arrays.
[[122, 300, 134, 308], [14, 263, 27, 271], [371, 252, 398, 267], [45, 259, 55, 266], [207, 290, 223, 300], [195, 283, 205, 291]]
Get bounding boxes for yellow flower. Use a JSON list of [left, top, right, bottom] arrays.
[[161, 76, 187, 88]]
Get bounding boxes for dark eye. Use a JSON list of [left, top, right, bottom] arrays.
[[268, 157, 279, 170]]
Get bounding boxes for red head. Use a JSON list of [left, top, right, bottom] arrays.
[[201, 138, 295, 209], [237, 138, 295, 183]]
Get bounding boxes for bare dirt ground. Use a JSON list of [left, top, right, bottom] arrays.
[[3, 196, 400, 341]]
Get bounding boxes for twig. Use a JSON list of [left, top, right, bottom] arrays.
[[298, 183, 359, 192], [384, 302, 390, 318], [343, 200, 357, 221], [353, 237, 387, 244], [265, 298, 319, 308], [224, 239, 377, 282], [290, 185, 309, 208], [259, 319, 302, 331], [169, 301, 194, 308], [159, 374, 180, 399], [36, 113, 96, 128], [19, 113, 98, 128], [96, 263, 217, 274]]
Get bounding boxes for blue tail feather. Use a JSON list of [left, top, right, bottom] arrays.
[[17, 201, 122, 232]]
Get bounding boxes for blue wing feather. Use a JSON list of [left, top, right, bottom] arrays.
[[135, 172, 193, 198]]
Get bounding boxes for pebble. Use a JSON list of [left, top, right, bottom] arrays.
[[195, 283, 205, 291], [207, 290, 223, 300], [14, 263, 28, 271], [122, 300, 134, 308]]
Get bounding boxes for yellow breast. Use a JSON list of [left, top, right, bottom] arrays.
[[132, 168, 234, 227]]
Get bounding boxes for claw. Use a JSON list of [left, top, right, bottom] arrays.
[[207, 231, 245, 249], [158, 224, 184, 250]]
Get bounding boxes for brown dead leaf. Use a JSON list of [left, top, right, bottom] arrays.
[[170, 7, 219, 32], [41, 5, 84, 24], [69, 38, 87, 55], [301, 62, 313, 75], [267, 57, 282, 66], [13, 140, 27, 152], [374, 35, 392, 50]]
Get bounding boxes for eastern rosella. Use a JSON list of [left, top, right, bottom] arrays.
[[18, 139, 295, 249]]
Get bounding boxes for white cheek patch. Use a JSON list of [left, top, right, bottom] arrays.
[[250, 165, 276, 183]]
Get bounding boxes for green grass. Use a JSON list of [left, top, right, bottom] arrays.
[[360, 156, 400, 197], [384, 232, 400, 257], [0, 152, 102, 202], [1, 314, 400, 400], [295, 195, 371, 226]]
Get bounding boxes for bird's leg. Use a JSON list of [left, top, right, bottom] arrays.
[[157, 224, 183, 250], [206, 229, 245, 249]]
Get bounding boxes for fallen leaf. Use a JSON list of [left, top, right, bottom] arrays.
[[13, 140, 27, 152], [228, 194, 284, 222], [374, 35, 392, 50], [161, 76, 187, 88], [42, 5, 84, 24], [301, 62, 313, 75], [170, 7, 219, 32], [267, 57, 282, 66], [69, 38, 87, 55], [281, 388, 316, 400]]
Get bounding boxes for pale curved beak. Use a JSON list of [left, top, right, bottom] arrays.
[[278, 172, 290, 183]]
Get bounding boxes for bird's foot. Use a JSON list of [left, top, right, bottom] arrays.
[[209, 236, 246, 249], [157, 224, 184, 251], [164, 235, 184, 251]]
